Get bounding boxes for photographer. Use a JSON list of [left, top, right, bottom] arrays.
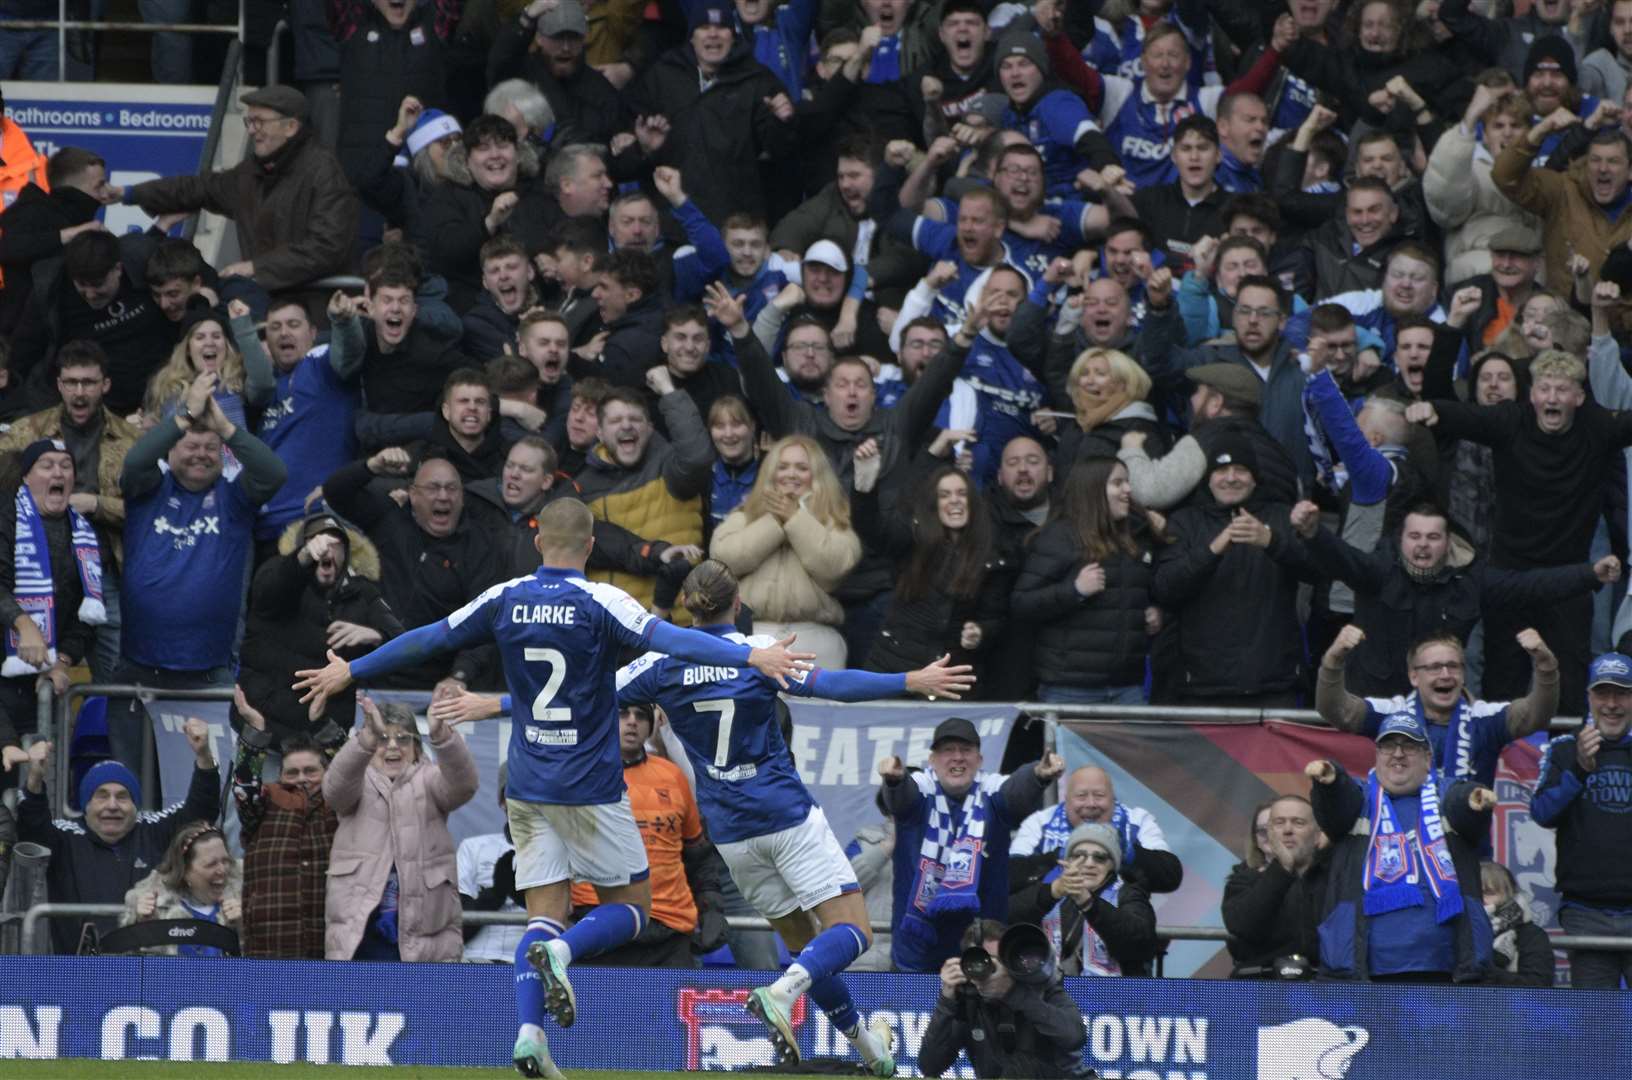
[[919, 919, 1091, 1080]]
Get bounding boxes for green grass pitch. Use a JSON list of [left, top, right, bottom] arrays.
[[0, 1064, 847, 1079]]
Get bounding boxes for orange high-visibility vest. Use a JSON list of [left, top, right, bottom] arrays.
[[0, 118, 50, 289]]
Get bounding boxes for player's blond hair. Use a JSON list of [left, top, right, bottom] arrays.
[[535, 497, 594, 556]]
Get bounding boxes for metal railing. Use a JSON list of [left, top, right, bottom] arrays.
[[0, 0, 245, 82], [19, 904, 1632, 971], [38, 685, 1592, 820]]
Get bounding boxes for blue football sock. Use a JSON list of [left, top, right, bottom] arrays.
[[807, 975, 861, 1034], [515, 918, 563, 1029], [793, 923, 867, 983], [557, 903, 646, 963]]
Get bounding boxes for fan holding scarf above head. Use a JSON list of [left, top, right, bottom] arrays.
[[1305, 712, 1498, 983], [0, 438, 104, 763], [878, 717, 1063, 973]]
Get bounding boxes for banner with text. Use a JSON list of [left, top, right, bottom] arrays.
[[4, 83, 216, 230], [0, 958, 1622, 1076], [145, 697, 1021, 858]]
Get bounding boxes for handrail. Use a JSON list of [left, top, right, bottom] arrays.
[[184, 37, 245, 245], [55, 0, 246, 82], [267, 19, 289, 87], [23, 905, 1632, 968]]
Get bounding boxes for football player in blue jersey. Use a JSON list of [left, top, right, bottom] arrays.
[[433, 559, 978, 1074], [294, 499, 812, 1080]]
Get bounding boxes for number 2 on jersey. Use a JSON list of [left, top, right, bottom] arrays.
[[524, 647, 570, 721], [695, 698, 736, 767]]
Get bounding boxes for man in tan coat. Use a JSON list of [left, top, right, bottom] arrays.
[[0, 339, 140, 680], [1492, 108, 1632, 287]]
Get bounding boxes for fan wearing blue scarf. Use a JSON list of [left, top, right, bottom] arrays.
[[1306, 711, 1496, 982], [880, 718, 1061, 972], [0, 439, 105, 708], [1317, 625, 1559, 793]]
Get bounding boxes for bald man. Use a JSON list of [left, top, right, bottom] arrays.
[[1009, 766, 1183, 894]]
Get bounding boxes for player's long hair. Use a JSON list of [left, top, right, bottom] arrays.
[[740, 434, 851, 530], [680, 559, 739, 624], [897, 466, 993, 604]]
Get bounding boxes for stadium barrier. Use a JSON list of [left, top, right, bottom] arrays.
[[0, 0, 243, 81], [16, 902, 1631, 961], [1, 954, 1629, 1073], [30, 686, 1604, 979]]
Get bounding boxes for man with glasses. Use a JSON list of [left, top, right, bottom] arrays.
[[1151, 275, 1313, 487], [322, 449, 507, 699], [1316, 626, 1560, 791], [1305, 712, 1497, 982], [113, 86, 358, 316]]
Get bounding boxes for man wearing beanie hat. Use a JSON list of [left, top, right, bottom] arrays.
[[1118, 360, 1301, 509], [17, 716, 220, 953], [115, 80, 357, 304], [1007, 819, 1158, 976], [1155, 424, 1314, 706], [1436, 0, 1571, 86], [1493, 78, 1632, 287], [993, 29, 1121, 196], [625, 0, 797, 224], [0, 437, 105, 751]]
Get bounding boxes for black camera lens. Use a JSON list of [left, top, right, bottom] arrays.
[[960, 946, 996, 982]]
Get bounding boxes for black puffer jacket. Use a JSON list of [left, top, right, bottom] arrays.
[[1302, 527, 1600, 697], [852, 486, 1013, 678], [625, 39, 799, 224], [1013, 519, 1155, 690], [336, 4, 450, 182], [413, 141, 547, 313], [239, 522, 405, 743], [1153, 496, 1320, 699], [1053, 404, 1170, 475]]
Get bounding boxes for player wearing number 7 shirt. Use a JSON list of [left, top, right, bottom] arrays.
[[293, 500, 812, 1080], [440, 559, 978, 1074]]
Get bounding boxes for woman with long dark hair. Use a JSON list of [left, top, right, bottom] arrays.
[[855, 465, 1011, 682], [1013, 457, 1161, 712]]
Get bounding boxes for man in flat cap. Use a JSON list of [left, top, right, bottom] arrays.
[[112, 86, 358, 313], [1117, 361, 1299, 509], [1443, 224, 1544, 347]]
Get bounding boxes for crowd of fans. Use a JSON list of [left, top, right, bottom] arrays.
[[0, 0, 1628, 993]]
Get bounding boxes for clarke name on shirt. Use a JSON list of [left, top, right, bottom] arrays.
[[512, 604, 576, 625]]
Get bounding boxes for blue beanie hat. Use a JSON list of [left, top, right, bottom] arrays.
[[78, 759, 140, 812]]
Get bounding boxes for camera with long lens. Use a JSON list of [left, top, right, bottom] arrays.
[[958, 945, 996, 1000]]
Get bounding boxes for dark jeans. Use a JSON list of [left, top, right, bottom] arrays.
[[1560, 905, 1632, 988], [840, 590, 892, 672], [1484, 588, 1591, 708]]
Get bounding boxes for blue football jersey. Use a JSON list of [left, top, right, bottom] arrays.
[[443, 567, 661, 806], [617, 630, 819, 844]]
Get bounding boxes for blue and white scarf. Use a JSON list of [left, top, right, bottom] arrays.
[[897, 771, 1003, 954], [1038, 802, 1134, 975], [865, 33, 902, 84], [4, 486, 105, 677], [1401, 690, 1477, 783], [1361, 769, 1462, 924]]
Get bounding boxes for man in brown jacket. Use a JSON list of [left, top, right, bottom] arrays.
[[0, 339, 139, 680], [111, 85, 358, 308], [1492, 109, 1632, 287]]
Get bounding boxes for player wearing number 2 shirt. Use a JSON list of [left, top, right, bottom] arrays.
[[610, 560, 975, 1074], [293, 502, 808, 1080]]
